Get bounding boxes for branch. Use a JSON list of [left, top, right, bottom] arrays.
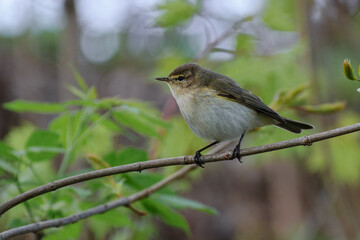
[[1, 123, 360, 238], [0, 166, 195, 239], [1, 124, 360, 219], [0, 124, 359, 230], [1, 124, 359, 219]]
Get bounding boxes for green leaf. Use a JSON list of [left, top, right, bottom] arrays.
[[120, 103, 170, 128], [49, 112, 86, 147], [0, 141, 21, 175], [156, 0, 198, 27], [263, 0, 296, 31], [63, 99, 100, 108], [26, 130, 61, 161], [90, 113, 122, 132], [66, 85, 87, 99], [95, 97, 124, 109], [142, 199, 190, 236], [112, 105, 168, 138], [153, 194, 218, 215], [3, 100, 66, 113], [139, 110, 171, 129], [70, 64, 88, 92], [88, 86, 98, 100], [104, 147, 147, 167]]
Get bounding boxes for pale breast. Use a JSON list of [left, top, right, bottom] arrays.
[[170, 86, 272, 141]]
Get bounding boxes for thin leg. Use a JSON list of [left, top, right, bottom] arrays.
[[194, 141, 219, 168], [232, 133, 245, 163]]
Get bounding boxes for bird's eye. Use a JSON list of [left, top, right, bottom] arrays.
[[177, 76, 184, 81]]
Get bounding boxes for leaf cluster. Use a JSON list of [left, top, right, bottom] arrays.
[[0, 71, 215, 238]]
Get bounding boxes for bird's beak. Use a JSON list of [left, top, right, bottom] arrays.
[[155, 77, 169, 82]]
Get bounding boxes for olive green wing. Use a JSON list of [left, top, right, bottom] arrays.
[[216, 82, 286, 124]]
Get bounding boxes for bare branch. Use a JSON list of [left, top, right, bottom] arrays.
[[0, 166, 195, 239], [1, 123, 359, 218], [0, 123, 359, 239]]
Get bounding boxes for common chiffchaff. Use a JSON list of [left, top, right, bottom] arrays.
[[156, 63, 313, 167]]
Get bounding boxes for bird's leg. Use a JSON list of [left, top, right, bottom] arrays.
[[233, 133, 245, 163], [194, 141, 219, 168]]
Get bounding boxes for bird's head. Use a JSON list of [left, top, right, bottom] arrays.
[[155, 63, 204, 89]]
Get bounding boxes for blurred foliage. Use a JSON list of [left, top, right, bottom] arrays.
[[0, 71, 216, 238], [307, 112, 360, 184], [155, 117, 204, 158], [235, 34, 255, 54], [263, 0, 296, 31], [1, 0, 360, 239], [156, 0, 199, 27]]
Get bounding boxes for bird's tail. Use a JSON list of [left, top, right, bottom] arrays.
[[275, 118, 314, 133]]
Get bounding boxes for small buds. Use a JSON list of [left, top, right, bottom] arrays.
[[343, 59, 360, 93], [343, 59, 360, 81]]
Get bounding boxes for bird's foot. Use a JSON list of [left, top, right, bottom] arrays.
[[194, 151, 205, 168], [232, 144, 243, 163]]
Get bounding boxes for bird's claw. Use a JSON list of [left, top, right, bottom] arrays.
[[232, 145, 243, 163], [194, 151, 205, 168]]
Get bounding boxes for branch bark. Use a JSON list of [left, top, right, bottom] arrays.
[[0, 166, 195, 239], [1, 123, 360, 239], [1, 123, 360, 217]]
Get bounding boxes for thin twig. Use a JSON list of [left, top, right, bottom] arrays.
[[0, 166, 194, 239], [1, 123, 359, 219], [195, 17, 252, 60]]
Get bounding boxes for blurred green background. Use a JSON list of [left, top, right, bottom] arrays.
[[0, 0, 360, 239]]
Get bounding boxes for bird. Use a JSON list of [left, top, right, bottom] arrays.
[[155, 63, 313, 167]]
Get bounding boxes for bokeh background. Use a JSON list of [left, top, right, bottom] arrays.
[[0, 0, 360, 239]]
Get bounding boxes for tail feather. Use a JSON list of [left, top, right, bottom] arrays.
[[275, 118, 314, 134]]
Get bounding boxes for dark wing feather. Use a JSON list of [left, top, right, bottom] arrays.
[[215, 79, 286, 124]]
